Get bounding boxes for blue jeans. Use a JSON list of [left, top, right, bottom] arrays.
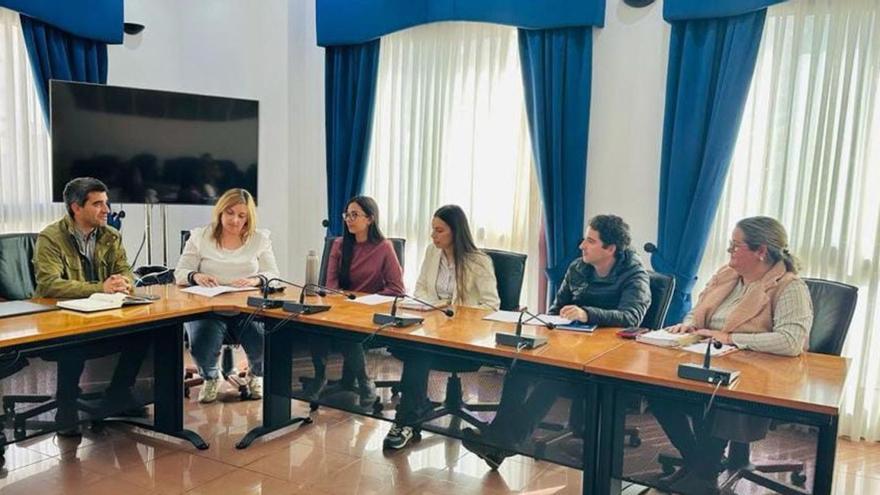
[[185, 317, 264, 379]]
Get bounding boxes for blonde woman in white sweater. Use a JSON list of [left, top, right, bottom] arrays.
[[175, 189, 279, 403], [384, 205, 500, 450]]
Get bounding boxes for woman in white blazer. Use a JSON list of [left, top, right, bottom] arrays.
[[384, 205, 500, 450]]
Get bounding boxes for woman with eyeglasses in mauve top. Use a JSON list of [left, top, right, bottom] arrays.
[[303, 196, 404, 407]]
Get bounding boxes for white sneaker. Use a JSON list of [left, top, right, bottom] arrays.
[[198, 378, 220, 403], [247, 375, 263, 400]]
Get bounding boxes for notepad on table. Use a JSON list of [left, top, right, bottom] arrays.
[[57, 293, 155, 312], [636, 329, 701, 348], [352, 294, 397, 305], [554, 321, 597, 333]]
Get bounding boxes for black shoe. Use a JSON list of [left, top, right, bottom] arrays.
[[383, 424, 420, 450], [461, 427, 511, 470]]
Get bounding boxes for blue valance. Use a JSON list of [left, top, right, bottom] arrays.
[[316, 0, 605, 46], [0, 0, 123, 43], [664, 0, 786, 21]]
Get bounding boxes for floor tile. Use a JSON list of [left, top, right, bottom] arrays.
[[112, 450, 235, 493]]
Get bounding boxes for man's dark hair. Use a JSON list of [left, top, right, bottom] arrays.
[[588, 214, 631, 255], [63, 177, 108, 217]]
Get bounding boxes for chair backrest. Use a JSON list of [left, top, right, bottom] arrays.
[[804, 277, 858, 356], [641, 271, 675, 330], [318, 236, 406, 286], [180, 230, 192, 255], [0, 233, 39, 301], [484, 248, 527, 311]]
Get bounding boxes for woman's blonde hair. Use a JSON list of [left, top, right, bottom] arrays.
[[211, 188, 257, 245], [737, 216, 800, 273]]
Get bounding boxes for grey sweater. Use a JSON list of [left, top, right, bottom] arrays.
[[549, 249, 651, 328]]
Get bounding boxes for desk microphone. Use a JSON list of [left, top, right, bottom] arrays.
[[283, 282, 355, 314], [495, 307, 551, 349], [371, 295, 425, 327], [363, 294, 451, 346], [677, 337, 740, 386], [246, 275, 291, 309]]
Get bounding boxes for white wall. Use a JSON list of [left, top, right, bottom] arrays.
[[286, 0, 328, 282], [105, 0, 670, 278], [588, 0, 669, 255], [108, 0, 290, 273]]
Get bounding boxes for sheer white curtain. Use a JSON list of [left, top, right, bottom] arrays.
[[0, 8, 59, 233], [364, 22, 542, 309], [698, 0, 880, 441]]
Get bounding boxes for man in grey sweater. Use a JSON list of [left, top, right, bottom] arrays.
[[463, 214, 651, 469]]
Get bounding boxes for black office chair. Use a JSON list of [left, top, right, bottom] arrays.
[[0, 233, 110, 439], [657, 277, 859, 493], [305, 236, 406, 405], [401, 249, 527, 431], [317, 236, 406, 286], [178, 230, 253, 399], [533, 271, 676, 455], [715, 278, 859, 493], [0, 233, 38, 458]]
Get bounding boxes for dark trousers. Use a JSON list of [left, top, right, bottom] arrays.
[[308, 335, 369, 385], [651, 397, 728, 474], [487, 371, 565, 447], [55, 333, 151, 417]]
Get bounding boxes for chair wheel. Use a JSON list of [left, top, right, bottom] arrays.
[[791, 471, 807, 486], [628, 435, 641, 447]]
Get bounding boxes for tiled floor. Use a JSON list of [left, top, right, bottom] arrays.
[[1, 383, 879, 494]]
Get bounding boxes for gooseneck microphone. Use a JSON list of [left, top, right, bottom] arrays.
[[495, 307, 550, 349], [246, 275, 289, 309], [365, 293, 453, 346], [677, 337, 740, 386]]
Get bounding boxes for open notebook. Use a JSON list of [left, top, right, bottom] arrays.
[[57, 293, 155, 312]]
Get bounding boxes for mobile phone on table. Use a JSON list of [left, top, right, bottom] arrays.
[[616, 327, 648, 339]]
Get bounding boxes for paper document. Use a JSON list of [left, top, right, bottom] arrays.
[[180, 285, 258, 298], [681, 342, 739, 357], [483, 311, 571, 326], [352, 294, 397, 305], [398, 299, 449, 311]]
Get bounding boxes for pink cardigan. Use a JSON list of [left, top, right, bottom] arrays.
[[325, 238, 405, 296], [692, 261, 797, 334]]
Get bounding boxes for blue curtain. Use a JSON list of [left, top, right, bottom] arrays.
[[324, 40, 381, 236], [518, 27, 593, 301], [0, 0, 123, 43], [652, 11, 768, 323], [317, 0, 604, 46], [20, 15, 108, 125]]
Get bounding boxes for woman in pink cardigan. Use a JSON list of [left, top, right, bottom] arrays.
[[304, 196, 404, 408], [654, 216, 813, 494]]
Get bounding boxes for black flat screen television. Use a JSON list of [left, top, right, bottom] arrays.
[[51, 81, 259, 205]]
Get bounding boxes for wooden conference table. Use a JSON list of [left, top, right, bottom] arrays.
[[0, 285, 848, 495]]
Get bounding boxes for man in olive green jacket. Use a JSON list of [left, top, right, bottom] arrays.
[[34, 177, 148, 436]]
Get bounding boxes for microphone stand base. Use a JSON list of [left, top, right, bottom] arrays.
[[495, 332, 548, 349], [677, 363, 740, 386], [372, 313, 424, 327], [282, 302, 331, 314], [247, 297, 286, 310]]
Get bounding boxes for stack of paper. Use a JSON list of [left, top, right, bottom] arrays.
[[636, 329, 701, 348], [180, 285, 258, 298], [57, 293, 154, 312]]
